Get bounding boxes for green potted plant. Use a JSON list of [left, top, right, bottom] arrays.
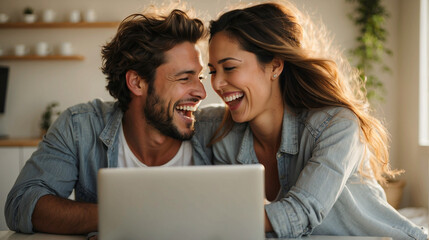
[[347, 0, 404, 209], [347, 0, 392, 102], [40, 102, 61, 137], [23, 7, 36, 23]]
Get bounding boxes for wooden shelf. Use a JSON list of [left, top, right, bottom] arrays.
[[0, 138, 41, 147], [0, 21, 119, 29], [0, 55, 85, 60]]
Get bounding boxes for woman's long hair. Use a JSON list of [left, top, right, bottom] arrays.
[[208, 1, 400, 183]]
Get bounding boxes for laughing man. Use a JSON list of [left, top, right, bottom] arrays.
[[5, 9, 206, 235]]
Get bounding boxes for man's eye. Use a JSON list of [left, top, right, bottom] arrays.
[[224, 67, 235, 71], [208, 70, 216, 75], [178, 78, 189, 81]]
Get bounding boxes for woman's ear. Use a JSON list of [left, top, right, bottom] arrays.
[[271, 57, 284, 80], [126, 70, 146, 96]]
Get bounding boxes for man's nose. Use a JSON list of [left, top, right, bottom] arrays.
[[190, 79, 207, 100]]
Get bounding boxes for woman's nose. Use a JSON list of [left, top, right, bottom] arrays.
[[211, 74, 227, 92]]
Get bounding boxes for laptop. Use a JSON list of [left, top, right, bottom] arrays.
[[98, 164, 265, 240]]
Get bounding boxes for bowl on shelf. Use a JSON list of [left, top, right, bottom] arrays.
[[0, 13, 9, 23], [23, 14, 36, 23], [23, 7, 36, 23]]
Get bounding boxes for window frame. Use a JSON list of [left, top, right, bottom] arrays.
[[419, 0, 429, 146]]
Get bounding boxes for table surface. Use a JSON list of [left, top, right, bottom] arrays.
[[0, 231, 393, 240]]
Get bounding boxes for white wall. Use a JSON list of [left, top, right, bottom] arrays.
[[397, 0, 429, 208], [0, 0, 426, 207]]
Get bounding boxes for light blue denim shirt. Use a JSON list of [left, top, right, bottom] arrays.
[[192, 104, 428, 240], [5, 99, 123, 233]]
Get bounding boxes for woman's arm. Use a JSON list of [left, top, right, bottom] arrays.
[[264, 198, 274, 232], [265, 112, 364, 238]]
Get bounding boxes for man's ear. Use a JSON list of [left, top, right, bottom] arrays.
[[271, 57, 284, 80], [126, 70, 146, 96]]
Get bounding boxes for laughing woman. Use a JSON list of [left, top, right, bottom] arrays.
[[192, 1, 428, 239]]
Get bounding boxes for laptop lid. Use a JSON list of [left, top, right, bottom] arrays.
[[98, 164, 265, 240]]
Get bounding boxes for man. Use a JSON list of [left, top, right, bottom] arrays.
[[5, 9, 206, 235]]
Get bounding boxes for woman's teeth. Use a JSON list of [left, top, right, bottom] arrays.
[[224, 93, 244, 102]]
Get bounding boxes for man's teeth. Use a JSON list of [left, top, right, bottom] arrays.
[[224, 93, 244, 102], [176, 105, 197, 111]]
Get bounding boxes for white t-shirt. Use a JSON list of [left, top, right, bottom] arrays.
[[117, 124, 193, 168]]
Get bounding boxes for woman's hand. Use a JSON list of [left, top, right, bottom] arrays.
[[264, 198, 274, 232]]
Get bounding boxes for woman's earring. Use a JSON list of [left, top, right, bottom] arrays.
[[273, 74, 278, 78]]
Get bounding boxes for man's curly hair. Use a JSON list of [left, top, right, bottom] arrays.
[[101, 9, 206, 112]]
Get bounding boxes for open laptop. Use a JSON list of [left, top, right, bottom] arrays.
[[98, 164, 265, 240]]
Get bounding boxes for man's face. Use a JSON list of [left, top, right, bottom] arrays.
[[144, 41, 206, 140]]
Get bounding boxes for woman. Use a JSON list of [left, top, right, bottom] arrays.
[[192, 1, 428, 239]]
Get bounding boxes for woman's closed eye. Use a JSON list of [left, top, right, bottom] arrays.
[[224, 66, 236, 71], [208, 67, 235, 75], [208, 65, 236, 75]]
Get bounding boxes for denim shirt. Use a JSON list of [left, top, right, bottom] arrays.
[[5, 99, 123, 233], [192, 104, 428, 240]]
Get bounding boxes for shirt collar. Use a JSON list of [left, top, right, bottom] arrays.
[[279, 107, 299, 155], [236, 125, 257, 164], [99, 102, 123, 149]]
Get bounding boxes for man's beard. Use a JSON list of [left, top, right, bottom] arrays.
[[144, 88, 194, 141]]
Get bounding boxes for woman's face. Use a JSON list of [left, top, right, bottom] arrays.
[[208, 31, 281, 123]]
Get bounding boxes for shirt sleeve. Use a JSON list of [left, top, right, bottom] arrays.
[[5, 109, 78, 233], [265, 112, 364, 238], [192, 105, 225, 165]]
